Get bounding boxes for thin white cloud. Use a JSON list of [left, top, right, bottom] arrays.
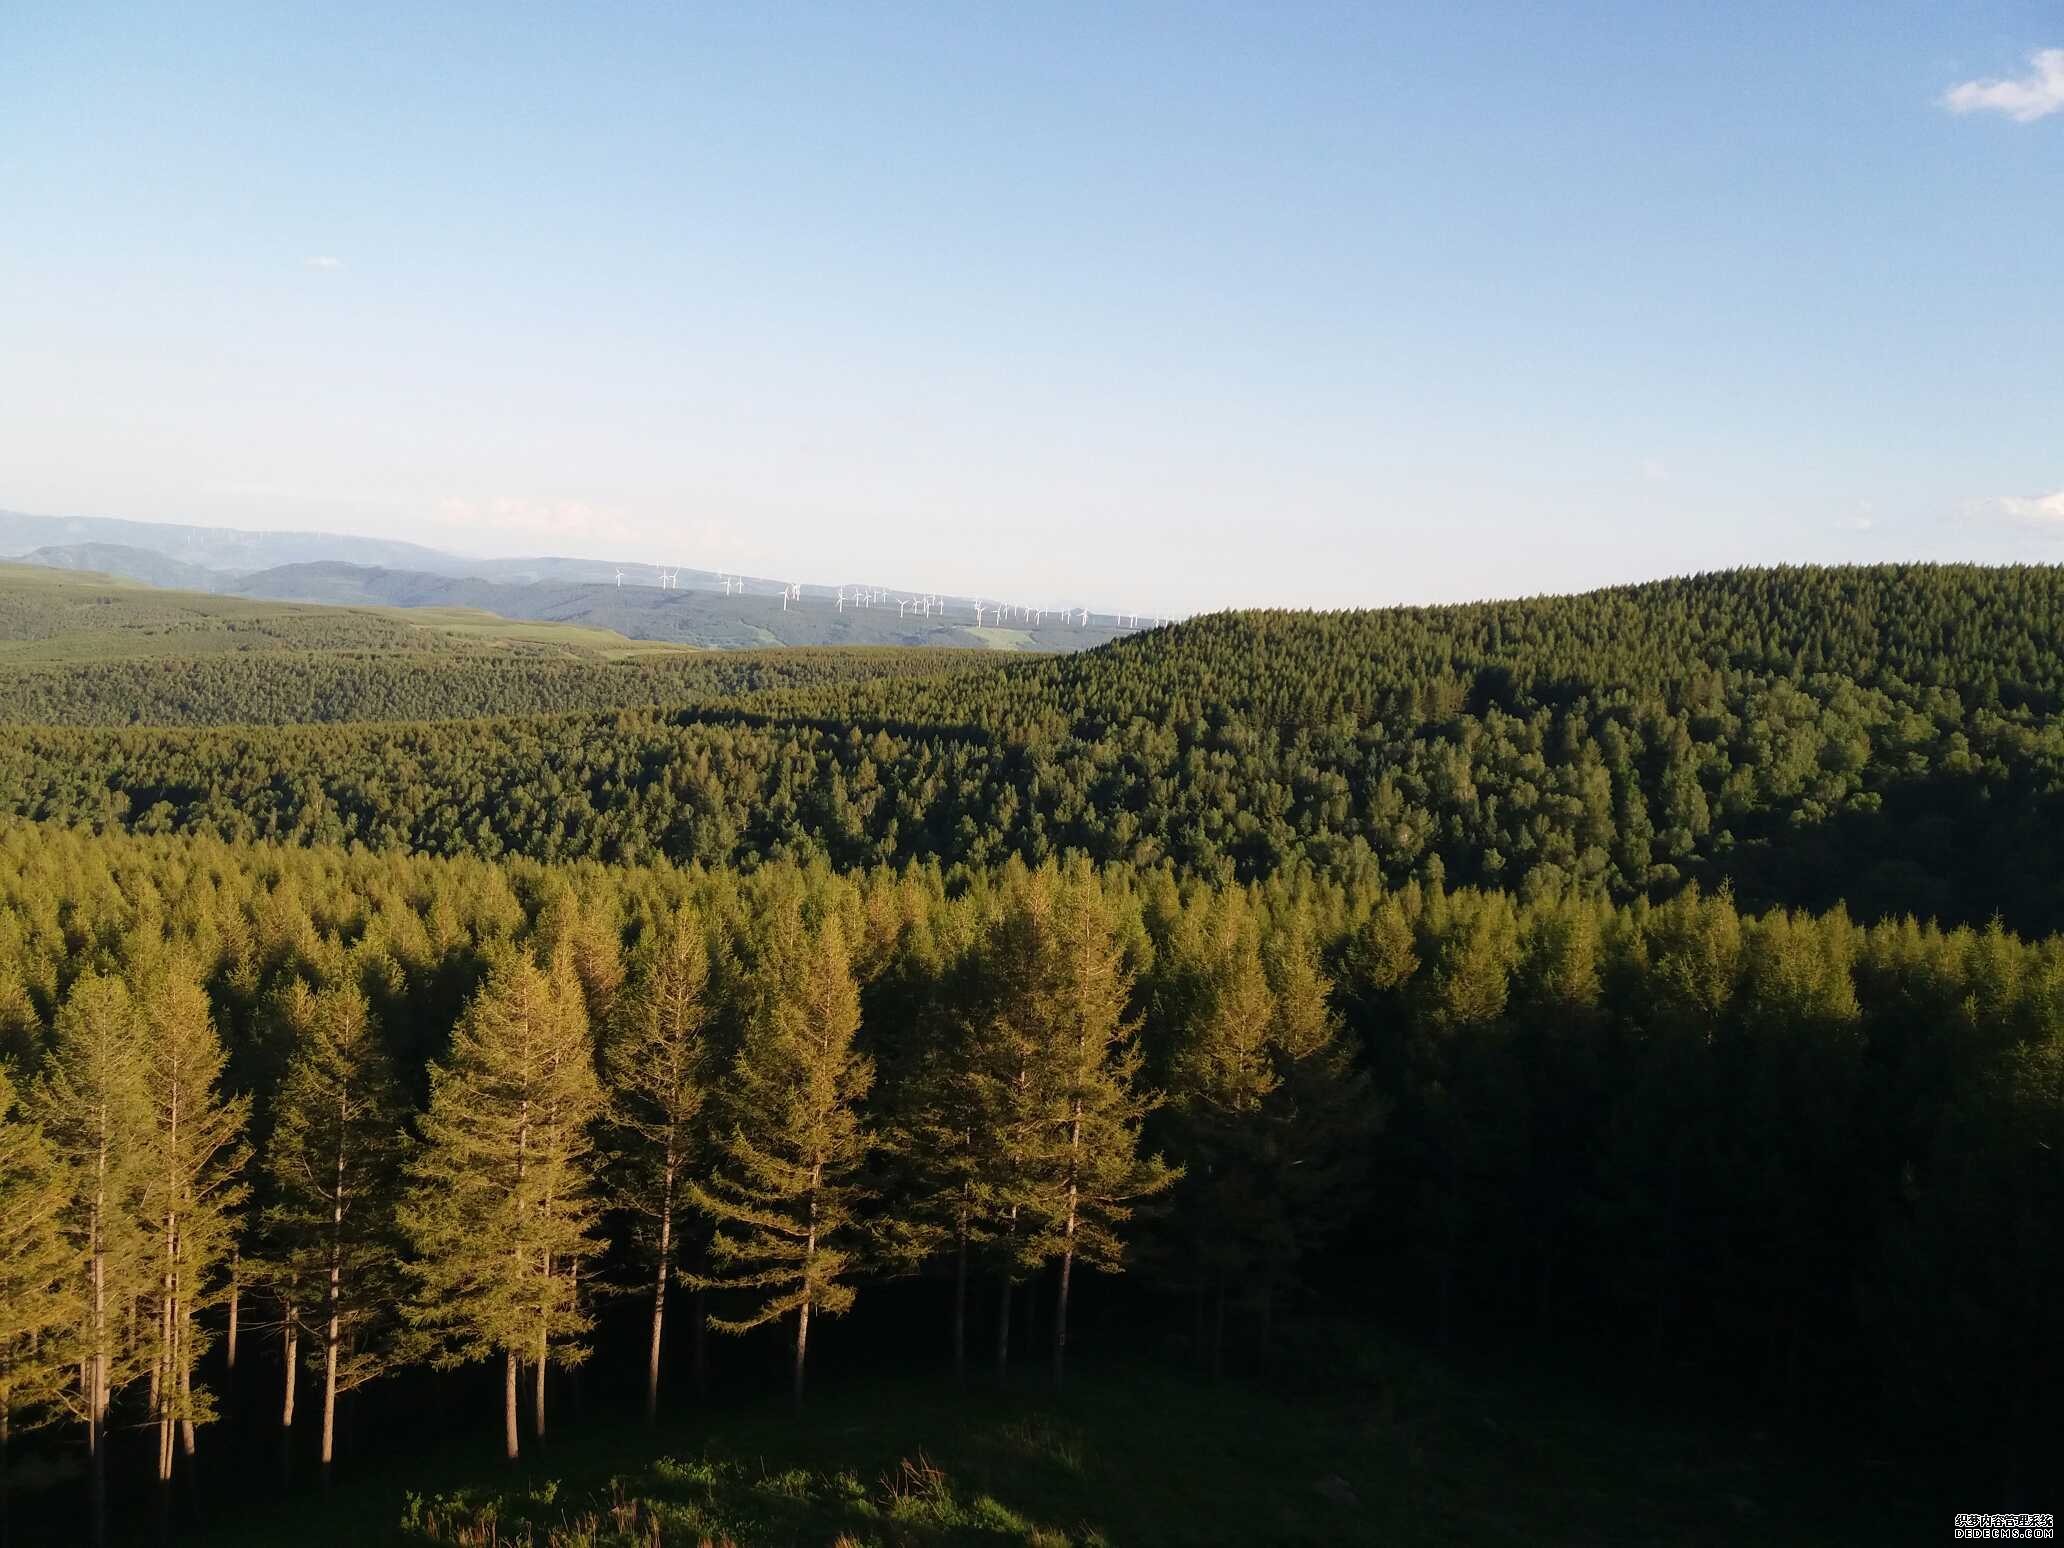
[[1999, 489, 2064, 526], [1942, 49, 2064, 122], [1640, 457, 1671, 483], [303, 255, 346, 270]]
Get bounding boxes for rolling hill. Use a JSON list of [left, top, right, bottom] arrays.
[[1, 507, 1141, 651]]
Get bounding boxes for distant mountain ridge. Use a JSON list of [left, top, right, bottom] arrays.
[[0, 508, 1133, 652], [0, 509, 459, 574]]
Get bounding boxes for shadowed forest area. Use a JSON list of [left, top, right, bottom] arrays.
[[0, 566, 2058, 1544]]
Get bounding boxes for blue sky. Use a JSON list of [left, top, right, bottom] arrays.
[[1, 2, 2059, 613]]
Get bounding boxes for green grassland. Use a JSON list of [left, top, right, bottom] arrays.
[[0, 564, 705, 662], [968, 625, 1041, 651]]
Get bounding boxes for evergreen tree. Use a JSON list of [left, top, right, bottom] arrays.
[[599, 913, 711, 1424], [264, 979, 408, 1488], [873, 1014, 991, 1386], [133, 967, 249, 1519], [30, 974, 152, 1548], [0, 1064, 76, 1544], [1164, 908, 1275, 1372], [689, 913, 871, 1411], [1029, 870, 1176, 1391], [962, 876, 1065, 1385], [399, 947, 602, 1460]]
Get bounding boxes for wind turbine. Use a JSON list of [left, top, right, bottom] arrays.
[[614, 568, 624, 587]]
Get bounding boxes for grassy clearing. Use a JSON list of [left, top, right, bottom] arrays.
[[0, 565, 692, 663], [378, 606, 700, 657], [966, 627, 1040, 652], [176, 1331, 1911, 1548]]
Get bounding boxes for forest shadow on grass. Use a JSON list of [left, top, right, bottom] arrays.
[[176, 1326, 1918, 1548]]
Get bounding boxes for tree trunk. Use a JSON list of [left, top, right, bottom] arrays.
[[503, 1351, 519, 1462], [1053, 1096, 1083, 1393], [88, 1184, 107, 1548], [226, 1252, 241, 1378], [533, 1313, 548, 1443], [993, 1270, 1012, 1385], [178, 1307, 198, 1459], [320, 1297, 339, 1492], [792, 1299, 811, 1414], [157, 1223, 176, 1533], [1053, 1245, 1077, 1392], [1257, 1277, 1275, 1374], [280, 1305, 299, 1489], [177, 1330, 200, 1524], [951, 1212, 968, 1387], [691, 1284, 709, 1399], [793, 1162, 820, 1413], [322, 1093, 347, 1490], [1211, 1268, 1227, 1382], [646, 1165, 673, 1426]]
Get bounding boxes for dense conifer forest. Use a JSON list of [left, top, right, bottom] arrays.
[[0, 564, 2058, 1543], [3, 564, 2061, 931]]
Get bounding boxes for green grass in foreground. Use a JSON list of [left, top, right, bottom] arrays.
[[182, 1335, 1914, 1548]]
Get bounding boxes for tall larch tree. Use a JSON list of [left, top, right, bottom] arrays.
[[873, 1012, 991, 1387], [1250, 917, 1374, 1347], [1036, 869, 1176, 1392], [0, 1064, 77, 1544], [962, 876, 1063, 1386], [31, 974, 152, 1548], [689, 912, 871, 1412], [264, 979, 409, 1489], [1165, 913, 1282, 1376], [599, 913, 711, 1425], [399, 947, 601, 1462], [134, 967, 249, 1520]]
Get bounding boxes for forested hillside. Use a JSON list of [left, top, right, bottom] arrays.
[[4, 564, 2060, 933], [1, 562, 2059, 1544], [0, 825, 2051, 1543]]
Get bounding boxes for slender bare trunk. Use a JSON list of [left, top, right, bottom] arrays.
[[226, 1252, 240, 1378], [1257, 1277, 1275, 1374], [502, 1350, 518, 1462], [951, 1207, 969, 1387], [532, 1265, 549, 1443], [88, 1137, 108, 1548], [646, 1154, 674, 1425], [792, 1299, 811, 1414], [322, 1095, 345, 1490], [178, 1321, 198, 1459], [1052, 1096, 1083, 1392], [794, 1161, 820, 1413], [157, 1163, 178, 1529], [280, 1300, 298, 1489], [320, 1278, 340, 1490], [691, 1279, 709, 1399], [177, 1342, 201, 1527], [993, 1269, 1012, 1385], [1210, 1268, 1227, 1383]]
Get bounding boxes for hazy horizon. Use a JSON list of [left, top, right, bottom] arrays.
[[4, 3, 2059, 615]]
